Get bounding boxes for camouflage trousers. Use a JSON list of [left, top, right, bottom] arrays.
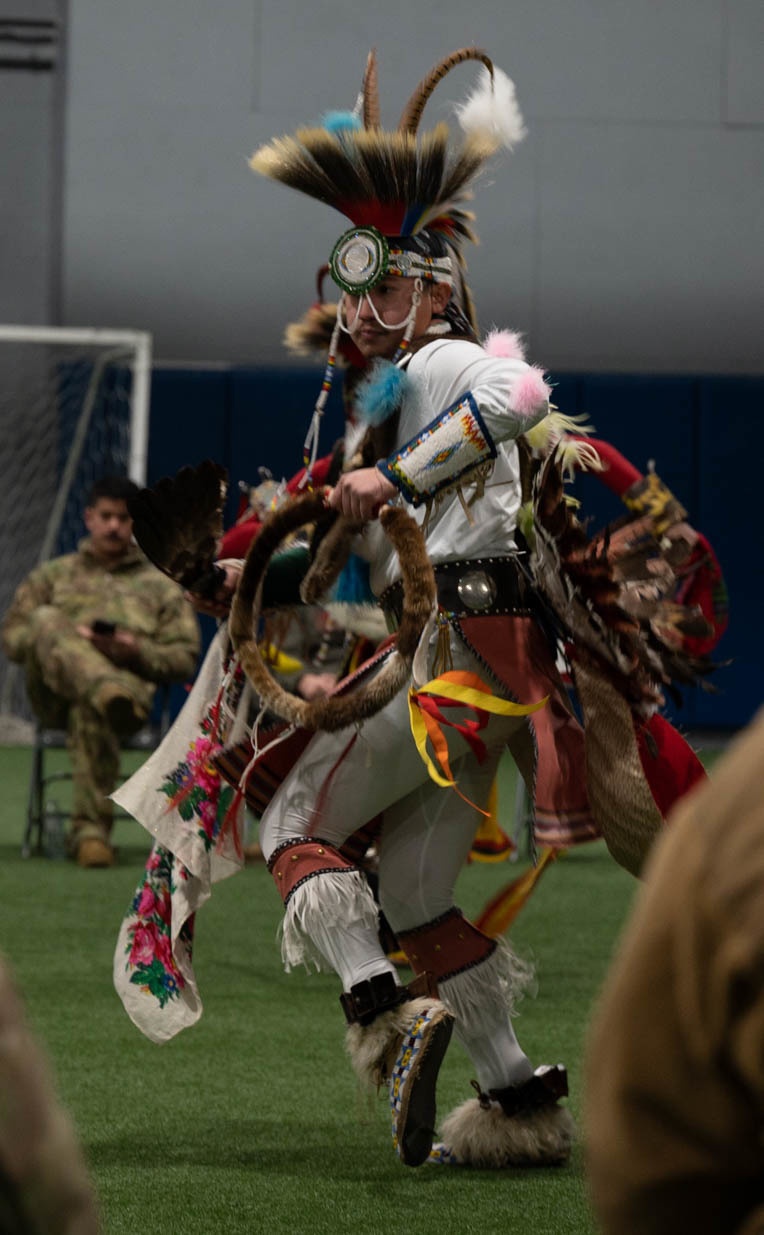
[[23, 607, 156, 846]]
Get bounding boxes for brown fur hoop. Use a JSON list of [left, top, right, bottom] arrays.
[[228, 490, 436, 732]]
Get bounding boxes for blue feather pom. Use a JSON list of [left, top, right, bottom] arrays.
[[330, 553, 375, 605], [321, 110, 362, 136], [356, 360, 410, 426]]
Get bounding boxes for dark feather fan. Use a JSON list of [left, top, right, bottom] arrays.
[[127, 459, 228, 595], [529, 448, 717, 713]]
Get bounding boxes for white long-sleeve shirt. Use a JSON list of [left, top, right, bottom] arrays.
[[352, 337, 549, 595]]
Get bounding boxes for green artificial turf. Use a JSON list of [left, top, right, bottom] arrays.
[[0, 741, 718, 1234]]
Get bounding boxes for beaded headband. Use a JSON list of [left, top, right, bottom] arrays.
[[330, 226, 453, 294]]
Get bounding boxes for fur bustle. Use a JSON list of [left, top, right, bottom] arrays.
[[438, 937, 535, 1026], [483, 328, 526, 360], [438, 1096, 575, 1167], [346, 996, 447, 1088], [280, 868, 379, 973]]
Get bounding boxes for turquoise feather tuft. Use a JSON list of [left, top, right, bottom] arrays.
[[331, 553, 375, 605], [321, 110, 362, 135], [356, 360, 410, 426]]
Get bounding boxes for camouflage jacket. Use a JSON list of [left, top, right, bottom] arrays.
[[2, 539, 200, 684]]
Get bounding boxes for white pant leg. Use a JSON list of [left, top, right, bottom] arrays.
[[376, 744, 505, 931], [259, 631, 526, 861]]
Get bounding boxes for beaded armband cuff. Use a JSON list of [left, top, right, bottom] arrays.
[[377, 391, 497, 507]]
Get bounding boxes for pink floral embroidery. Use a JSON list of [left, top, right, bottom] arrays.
[[122, 845, 193, 1008], [159, 731, 233, 852]]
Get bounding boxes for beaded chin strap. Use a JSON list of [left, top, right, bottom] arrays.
[[300, 276, 425, 487], [299, 312, 342, 487]]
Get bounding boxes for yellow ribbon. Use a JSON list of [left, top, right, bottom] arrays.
[[408, 670, 547, 791]]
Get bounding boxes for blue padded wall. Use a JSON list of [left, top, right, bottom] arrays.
[[696, 379, 763, 729], [148, 368, 231, 488], [227, 366, 345, 515]]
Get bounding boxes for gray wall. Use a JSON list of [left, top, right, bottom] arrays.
[[12, 1, 764, 371], [0, 0, 62, 323]]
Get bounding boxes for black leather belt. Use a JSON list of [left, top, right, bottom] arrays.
[[380, 556, 534, 626]]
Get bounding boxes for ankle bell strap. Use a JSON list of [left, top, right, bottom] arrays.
[[340, 970, 438, 1027], [340, 972, 406, 1027], [474, 1064, 569, 1116]]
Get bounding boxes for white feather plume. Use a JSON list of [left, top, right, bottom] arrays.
[[455, 66, 526, 149]]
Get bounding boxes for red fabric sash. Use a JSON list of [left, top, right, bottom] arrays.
[[458, 615, 599, 848]]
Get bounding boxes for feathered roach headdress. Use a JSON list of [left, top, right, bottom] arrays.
[[250, 46, 526, 476]]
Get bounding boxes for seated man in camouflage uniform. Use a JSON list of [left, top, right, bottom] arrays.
[[2, 476, 200, 868]]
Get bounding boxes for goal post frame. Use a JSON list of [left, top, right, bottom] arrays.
[[0, 325, 152, 483]]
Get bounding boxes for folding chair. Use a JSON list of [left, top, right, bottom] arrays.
[[22, 686, 172, 858]]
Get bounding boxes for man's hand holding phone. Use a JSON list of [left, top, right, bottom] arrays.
[[77, 619, 139, 666]]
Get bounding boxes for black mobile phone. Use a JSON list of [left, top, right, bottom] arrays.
[[91, 619, 117, 636]]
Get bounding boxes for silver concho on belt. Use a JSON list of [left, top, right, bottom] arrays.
[[457, 570, 497, 612]]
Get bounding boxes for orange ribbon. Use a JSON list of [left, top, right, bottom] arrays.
[[408, 670, 547, 814]]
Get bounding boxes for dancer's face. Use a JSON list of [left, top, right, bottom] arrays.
[[344, 278, 450, 359]]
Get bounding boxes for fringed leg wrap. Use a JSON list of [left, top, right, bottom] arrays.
[[441, 934, 535, 1027], [268, 836, 358, 903], [431, 1066, 575, 1168], [397, 908, 535, 1020], [397, 908, 497, 987], [268, 838, 379, 973], [343, 970, 454, 1169]]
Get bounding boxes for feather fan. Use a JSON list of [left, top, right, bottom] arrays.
[[127, 459, 228, 593]]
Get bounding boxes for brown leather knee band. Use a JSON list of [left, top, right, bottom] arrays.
[[397, 908, 497, 984], [268, 837, 356, 906]]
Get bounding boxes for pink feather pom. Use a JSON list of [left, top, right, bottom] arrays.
[[509, 365, 552, 418], [483, 328, 526, 361]]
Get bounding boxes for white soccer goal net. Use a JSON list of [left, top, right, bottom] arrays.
[[0, 326, 152, 734]]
